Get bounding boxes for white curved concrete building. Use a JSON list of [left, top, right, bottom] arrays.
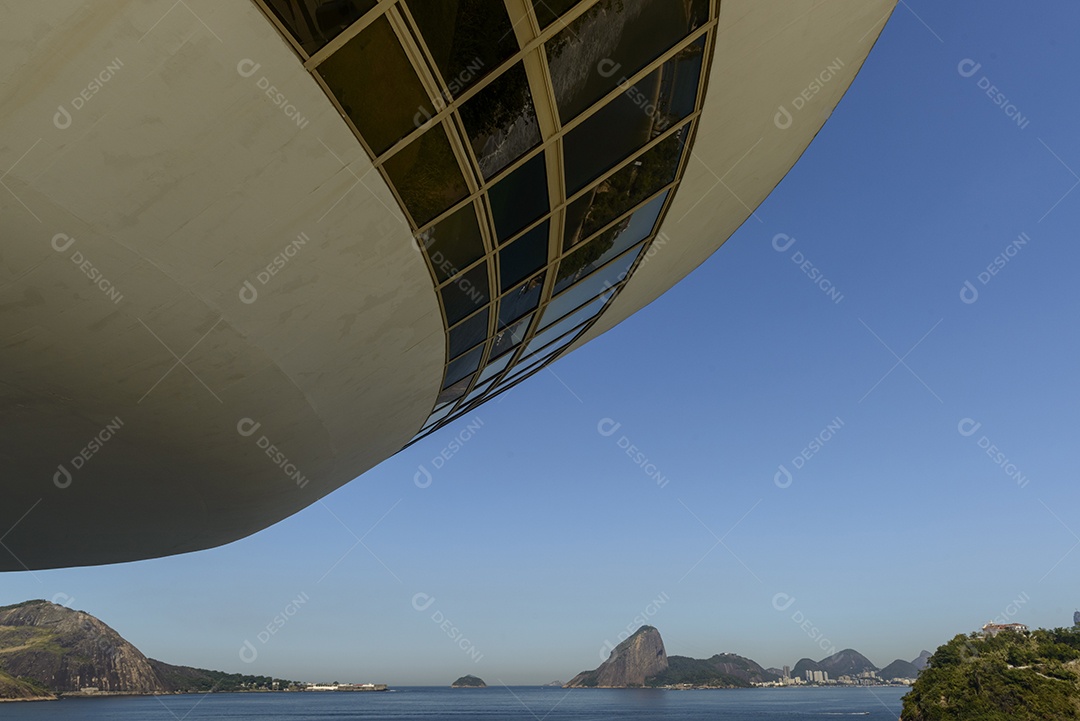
[[0, 0, 895, 570]]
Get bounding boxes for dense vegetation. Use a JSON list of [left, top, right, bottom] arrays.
[[149, 661, 295, 693], [450, 674, 486, 688], [645, 655, 756, 688], [902, 628, 1080, 720]]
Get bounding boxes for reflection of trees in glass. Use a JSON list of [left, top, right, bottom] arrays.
[[383, 126, 469, 226], [408, 0, 518, 96], [566, 132, 683, 248], [459, 65, 534, 146], [556, 223, 622, 286], [546, 0, 626, 59]]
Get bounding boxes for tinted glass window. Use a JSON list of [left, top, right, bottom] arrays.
[[498, 273, 545, 327], [490, 313, 532, 359], [444, 344, 484, 387], [562, 67, 663, 195], [407, 0, 519, 97], [543, 244, 642, 322], [564, 132, 684, 249], [382, 123, 469, 226], [498, 221, 549, 292], [532, 0, 582, 29], [488, 153, 548, 242], [554, 190, 666, 293], [459, 63, 541, 179], [476, 349, 513, 384], [436, 373, 473, 404], [418, 202, 486, 283], [546, 0, 709, 123], [535, 293, 607, 339], [264, 0, 376, 55], [441, 263, 490, 325], [448, 307, 489, 358], [317, 16, 434, 154]]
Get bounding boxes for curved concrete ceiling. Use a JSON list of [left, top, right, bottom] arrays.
[[0, 0, 894, 571]]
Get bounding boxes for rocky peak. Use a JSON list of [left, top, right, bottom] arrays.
[[566, 626, 668, 687]]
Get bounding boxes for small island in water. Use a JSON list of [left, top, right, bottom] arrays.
[[451, 675, 486, 688]]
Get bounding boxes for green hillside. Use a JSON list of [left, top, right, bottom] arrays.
[[902, 628, 1080, 720]]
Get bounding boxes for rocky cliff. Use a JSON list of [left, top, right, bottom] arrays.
[[0, 600, 166, 694], [565, 626, 667, 687], [0, 600, 293, 699]]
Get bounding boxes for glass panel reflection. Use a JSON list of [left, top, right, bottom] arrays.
[[476, 348, 513, 384], [543, 244, 642, 322], [436, 372, 473, 404], [490, 313, 532, 359], [418, 202, 485, 283], [564, 131, 684, 249], [531, 0, 581, 29], [534, 293, 607, 341], [382, 123, 469, 226], [498, 273, 544, 326], [448, 307, 488, 359], [488, 153, 548, 242], [563, 66, 668, 195], [317, 16, 434, 155], [459, 63, 542, 179], [441, 263, 490, 325], [443, 344, 484, 387], [406, 0, 519, 97], [546, 0, 709, 124], [264, 0, 376, 55], [498, 221, 549, 292], [555, 190, 666, 293]]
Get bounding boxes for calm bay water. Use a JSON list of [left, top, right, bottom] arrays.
[[0, 686, 906, 720]]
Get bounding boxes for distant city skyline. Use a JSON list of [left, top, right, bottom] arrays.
[[4, 0, 1080, 686]]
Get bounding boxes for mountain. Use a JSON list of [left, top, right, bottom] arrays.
[[646, 653, 779, 688], [910, 649, 931, 671], [791, 657, 822, 679], [0, 600, 168, 694], [818, 648, 878, 678], [0, 600, 293, 699], [565, 626, 667, 687], [902, 629, 1080, 721], [451, 675, 486, 688], [878, 659, 919, 680]]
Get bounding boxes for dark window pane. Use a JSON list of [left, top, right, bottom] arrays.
[[383, 123, 469, 226], [441, 263, 490, 325], [444, 345, 484, 387], [488, 153, 548, 242], [562, 67, 664, 195], [448, 307, 489, 358], [498, 273, 544, 326], [543, 244, 642, 322], [546, 0, 709, 124], [406, 0, 519, 97], [437, 373, 473, 404], [531, 0, 581, 29], [665, 37, 707, 121], [418, 203, 485, 283], [564, 131, 685, 249], [264, 0, 376, 55], [459, 63, 541, 179], [555, 190, 667, 293], [317, 16, 434, 154], [490, 313, 532, 359], [498, 221, 549, 292]]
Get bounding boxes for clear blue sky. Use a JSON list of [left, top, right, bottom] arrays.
[[5, 1, 1080, 686]]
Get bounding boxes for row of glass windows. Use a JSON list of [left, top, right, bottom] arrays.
[[255, 0, 715, 442]]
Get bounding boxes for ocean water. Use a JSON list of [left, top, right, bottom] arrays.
[[0, 686, 907, 720]]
